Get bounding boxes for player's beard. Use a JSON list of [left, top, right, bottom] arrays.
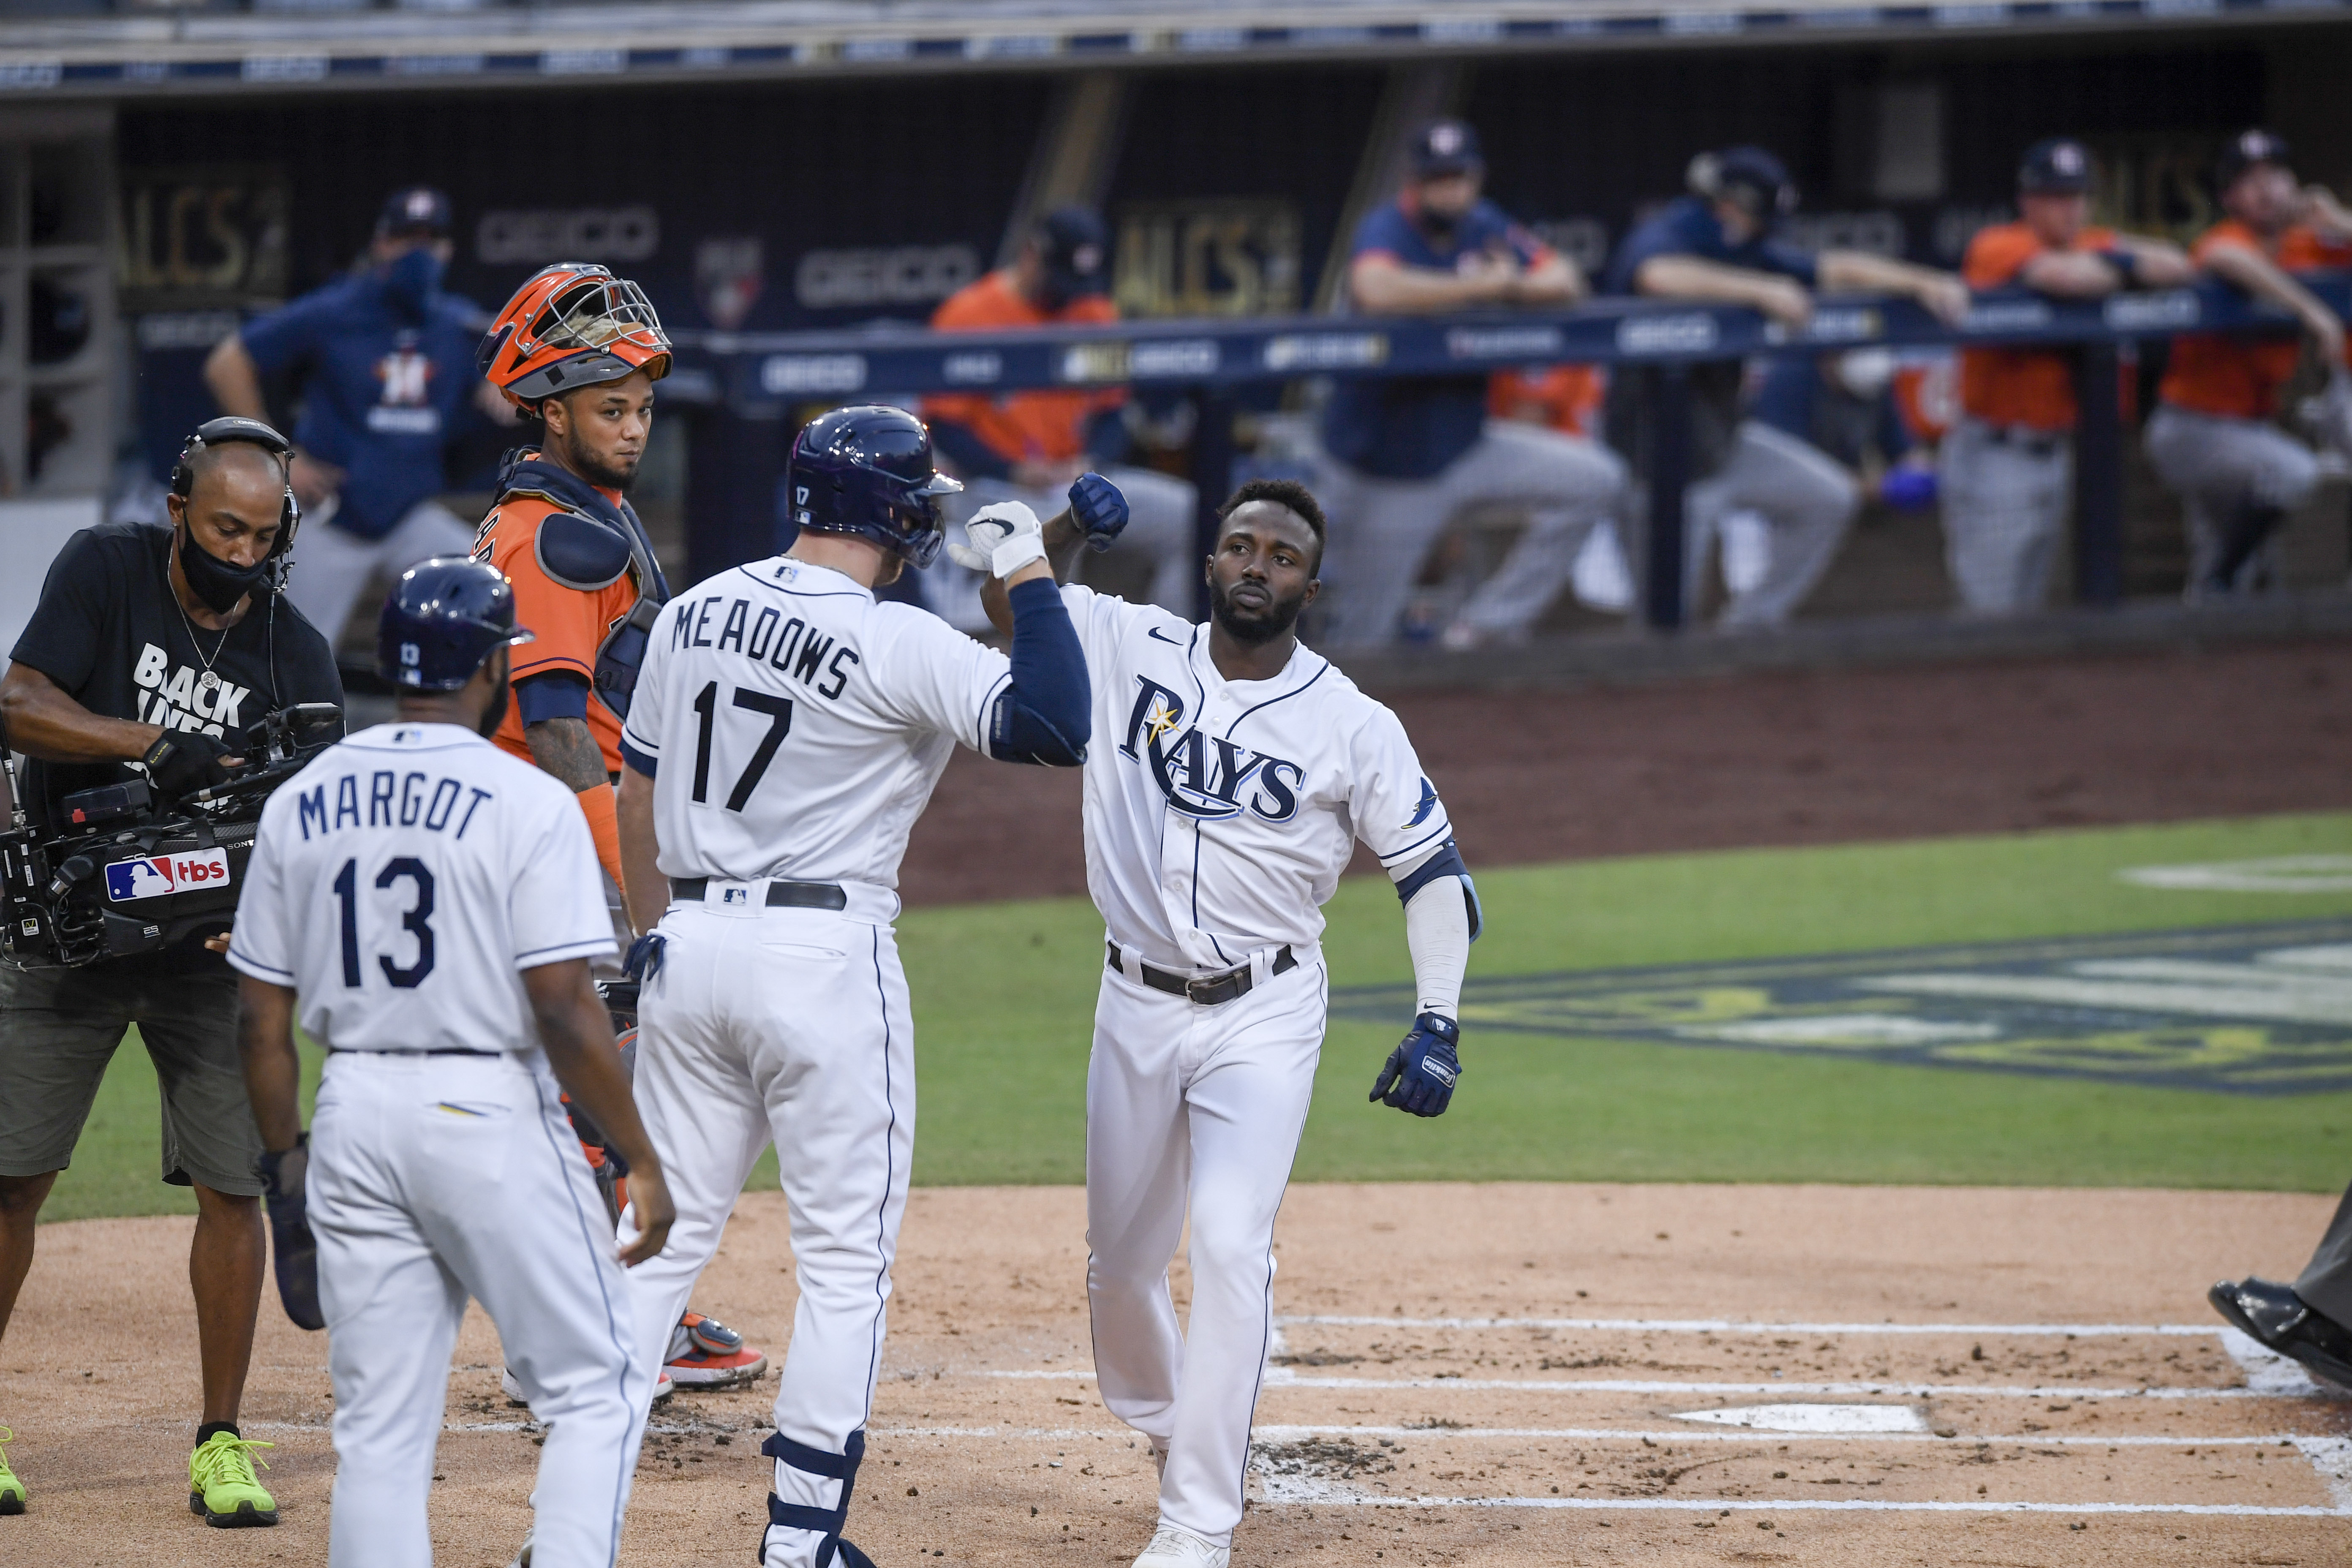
[[1208, 572, 1309, 648], [548, 423, 640, 493], [476, 669, 510, 739]]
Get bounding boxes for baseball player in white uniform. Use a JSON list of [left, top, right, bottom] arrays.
[[229, 556, 675, 1568], [977, 475, 1480, 1568], [609, 406, 1099, 1568]]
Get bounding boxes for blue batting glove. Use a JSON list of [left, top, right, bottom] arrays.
[[624, 931, 665, 984], [1069, 472, 1130, 552], [1370, 1012, 1461, 1117]]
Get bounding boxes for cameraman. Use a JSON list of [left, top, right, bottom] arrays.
[[0, 418, 340, 1524]]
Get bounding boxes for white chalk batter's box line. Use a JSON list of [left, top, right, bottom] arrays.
[[878, 1422, 2326, 1449], [1274, 1315, 2224, 1336], [1257, 1482, 2352, 1519], [987, 1367, 2289, 1398]]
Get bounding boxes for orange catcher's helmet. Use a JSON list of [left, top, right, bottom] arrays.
[[478, 263, 670, 409]]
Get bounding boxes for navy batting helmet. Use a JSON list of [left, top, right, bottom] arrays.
[[786, 406, 963, 568], [376, 557, 535, 691]]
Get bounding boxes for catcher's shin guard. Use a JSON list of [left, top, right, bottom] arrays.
[[759, 1430, 874, 1568]]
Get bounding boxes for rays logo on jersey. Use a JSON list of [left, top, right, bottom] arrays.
[[1119, 676, 1304, 824], [104, 847, 231, 902]]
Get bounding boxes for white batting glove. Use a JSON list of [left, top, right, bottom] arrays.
[[944, 500, 1047, 579]]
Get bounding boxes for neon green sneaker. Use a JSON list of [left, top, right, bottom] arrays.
[[188, 1432, 275, 1527], [0, 1425, 24, 1514]]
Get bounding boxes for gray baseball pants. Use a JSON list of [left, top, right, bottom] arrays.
[[1938, 416, 2073, 615], [1605, 421, 1859, 631], [2144, 403, 2320, 596], [1316, 419, 1625, 647]]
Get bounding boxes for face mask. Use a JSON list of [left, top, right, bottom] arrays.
[[177, 519, 271, 615], [384, 246, 445, 317]]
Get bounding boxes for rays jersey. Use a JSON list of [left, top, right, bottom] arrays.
[[1064, 585, 1451, 970], [619, 556, 1021, 888], [227, 722, 614, 1052]]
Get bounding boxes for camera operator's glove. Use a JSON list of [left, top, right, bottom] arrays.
[[945, 501, 1047, 579], [1369, 1012, 1461, 1118], [256, 1134, 324, 1331], [1069, 471, 1130, 552], [142, 730, 238, 798]]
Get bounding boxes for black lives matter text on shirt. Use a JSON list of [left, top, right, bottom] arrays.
[[8, 521, 344, 830]]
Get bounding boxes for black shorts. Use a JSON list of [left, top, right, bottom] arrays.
[[0, 958, 263, 1195]]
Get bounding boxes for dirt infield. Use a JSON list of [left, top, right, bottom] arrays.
[[900, 637, 2352, 906], [6, 1182, 2349, 1567]]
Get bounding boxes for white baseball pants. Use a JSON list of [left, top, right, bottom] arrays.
[[2144, 403, 2320, 596], [1315, 420, 1626, 647], [923, 463, 1199, 633], [286, 496, 479, 645], [1938, 417, 2074, 614], [1086, 949, 1328, 1549], [308, 1050, 649, 1568], [623, 894, 915, 1568]]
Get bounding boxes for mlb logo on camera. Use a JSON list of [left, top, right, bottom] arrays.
[[104, 848, 232, 902]]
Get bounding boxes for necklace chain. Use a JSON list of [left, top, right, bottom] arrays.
[[173, 593, 232, 690]]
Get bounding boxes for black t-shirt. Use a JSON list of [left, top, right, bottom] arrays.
[[9, 521, 344, 832]]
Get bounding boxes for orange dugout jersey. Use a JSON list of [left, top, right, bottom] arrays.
[[2160, 220, 2352, 421], [1959, 222, 2118, 432], [472, 487, 638, 775], [1490, 364, 1605, 438], [921, 272, 1124, 468]]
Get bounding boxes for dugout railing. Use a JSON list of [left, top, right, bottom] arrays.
[[667, 271, 2352, 631]]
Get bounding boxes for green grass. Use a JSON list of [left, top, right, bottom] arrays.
[[41, 810, 2352, 1222]]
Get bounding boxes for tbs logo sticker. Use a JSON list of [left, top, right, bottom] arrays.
[[104, 848, 231, 902]]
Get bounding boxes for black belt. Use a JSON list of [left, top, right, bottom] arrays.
[[671, 877, 848, 912], [329, 1048, 502, 1058], [1107, 941, 1295, 1006]]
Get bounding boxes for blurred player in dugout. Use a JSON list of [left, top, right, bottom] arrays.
[[920, 206, 1197, 631], [1941, 140, 2192, 614], [1314, 118, 1626, 649], [470, 262, 768, 1398], [2146, 128, 2352, 600], [205, 187, 516, 645]]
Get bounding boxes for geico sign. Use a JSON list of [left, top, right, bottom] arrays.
[[477, 207, 660, 265], [794, 244, 981, 310]]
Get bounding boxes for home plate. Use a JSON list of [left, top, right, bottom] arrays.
[[1673, 1402, 1930, 1434]]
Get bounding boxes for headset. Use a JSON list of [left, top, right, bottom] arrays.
[[169, 416, 302, 591], [166, 414, 301, 712]]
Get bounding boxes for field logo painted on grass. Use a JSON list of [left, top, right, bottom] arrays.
[[2121, 856, 2352, 894], [1329, 920, 2352, 1093]]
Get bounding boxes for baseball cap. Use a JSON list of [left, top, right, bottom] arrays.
[[2216, 128, 2292, 192], [377, 185, 453, 239], [1408, 119, 1485, 179], [1712, 145, 1796, 218], [2017, 139, 2093, 196], [1036, 205, 1109, 299]]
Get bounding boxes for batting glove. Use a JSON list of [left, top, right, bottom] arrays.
[[256, 1134, 325, 1331], [945, 501, 1047, 578], [1370, 1012, 1462, 1118], [623, 931, 665, 985], [1069, 471, 1130, 552]]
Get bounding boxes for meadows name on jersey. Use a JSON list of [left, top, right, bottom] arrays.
[[667, 587, 861, 703], [133, 640, 257, 736]]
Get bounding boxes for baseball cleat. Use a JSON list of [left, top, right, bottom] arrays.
[[0, 1424, 24, 1514], [188, 1432, 277, 1527], [2210, 1277, 2352, 1388], [1132, 1523, 1228, 1568], [665, 1311, 768, 1389], [503, 1366, 674, 1407]]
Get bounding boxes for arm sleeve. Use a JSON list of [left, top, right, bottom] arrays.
[[987, 577, 1091, 766], [928, 416, 1015, 482], [509, 783, 619, 969], [1400, 859, 1472, 1019], [9, 528, 114, 692], [224, 799, 296, 985], [515, 670, 592, 728], [616, 602, 675, 777], [237, 293, 329, 377]]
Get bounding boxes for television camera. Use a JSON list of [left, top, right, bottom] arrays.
[[0, 702, 343, 968]]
